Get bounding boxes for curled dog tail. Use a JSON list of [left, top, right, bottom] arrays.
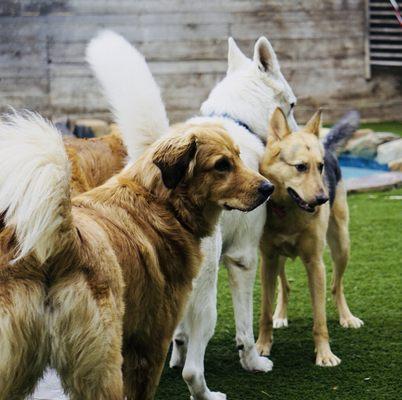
[[0, 111, 72, 263], [86, 30, 169, 162], [323, 110, 360, 153]]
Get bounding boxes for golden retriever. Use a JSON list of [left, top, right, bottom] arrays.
[[0, 114, 272, 400]]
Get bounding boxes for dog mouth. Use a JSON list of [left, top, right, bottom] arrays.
[[287, 188, 316, 213], [223, 196, 267, 213]]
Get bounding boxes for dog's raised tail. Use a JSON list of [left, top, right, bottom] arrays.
[[0, 112, 72, 263], [323, 110, 360, 153], [86, 30, 169, 162]]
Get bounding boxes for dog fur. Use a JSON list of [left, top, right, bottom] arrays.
[[256, 109, 363, 367], [87, 32, 295, 399], [0, 112, 271, 400], [64, 129, 127, 197]]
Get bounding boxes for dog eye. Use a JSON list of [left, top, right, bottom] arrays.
[[318, 163, 324, 173], [290, 102, 295, 110], [295, 163, 307, 172], [214, 158, 232, 172]]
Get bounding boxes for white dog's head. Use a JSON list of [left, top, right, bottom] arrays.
[[201, 37, 298, 142]]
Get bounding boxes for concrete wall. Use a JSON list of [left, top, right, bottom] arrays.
[[1, 0, 401, 123]]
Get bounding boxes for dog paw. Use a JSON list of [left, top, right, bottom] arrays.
[[249, 355, 273, 373], [256, 340, 272, 357], [240, 346, 273, 372], [273, 318, 288, 329], [190, 391, 227, 400], [340, 315, 364, 329], [316, 351, 341, 367]]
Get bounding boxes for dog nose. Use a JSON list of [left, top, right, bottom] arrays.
[[258, 181, 275, 198], [315, 194, 329, 205]]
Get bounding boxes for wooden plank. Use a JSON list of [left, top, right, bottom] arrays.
[[371, 52, 402, 58], [370, 27, 402, 33], [371, 43, 402, 49], [371, 59, 402, 65], [66, 0, 364, 15], [48, 36, 364, 64], [370, 34, 402, 40], [231, 18, 364, 40]]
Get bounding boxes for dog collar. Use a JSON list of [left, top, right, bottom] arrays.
[[208, 113, 266, 146]]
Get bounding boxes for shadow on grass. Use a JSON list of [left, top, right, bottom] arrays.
[[157, 317, 402, 400]]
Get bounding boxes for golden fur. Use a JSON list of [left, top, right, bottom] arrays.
[[0, 121, 269, 399], [64, 128, 127, 196], [256, 109, 362, 367]]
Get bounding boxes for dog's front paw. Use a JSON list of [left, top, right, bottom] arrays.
[[340, 315, 364, 329], [316, 350, 341, 367], [273, 318, 288, 329], [240, 346, 273, 372], [256, 339, 272, 357], [190, 391, 227, 400]]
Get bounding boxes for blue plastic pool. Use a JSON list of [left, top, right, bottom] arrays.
[[341, 166, 381, 180], [338, 155, 389, 180]]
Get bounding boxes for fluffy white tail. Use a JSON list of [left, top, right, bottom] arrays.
[[86, 30, 169, 162], [0, 111, 72, 263]]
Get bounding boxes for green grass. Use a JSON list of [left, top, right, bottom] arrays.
[[156, 188, 402, 399], [323, 121, 402, 137], [359, 122, 402, 137]]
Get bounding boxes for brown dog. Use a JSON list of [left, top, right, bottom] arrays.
[[64, 127, 127, 196], [256, 108, 363, 367], [0, 114, 272, 400]]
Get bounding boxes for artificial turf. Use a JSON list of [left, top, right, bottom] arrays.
[[156, 188, 402, 399], [360, 122, 402, 137]]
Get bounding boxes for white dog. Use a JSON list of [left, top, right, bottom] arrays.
[[33, 32, 297, 399], [87, 32, 298, 400]]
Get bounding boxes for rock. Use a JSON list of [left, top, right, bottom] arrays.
[[74, 118, 110, 137], [376, 139, 402, 164], [352, 128, 373, 139], [345, 132, 381, 158], [389, 158, 402, 172], [373, 131, 399, 142], [344, 131, 400, 159]]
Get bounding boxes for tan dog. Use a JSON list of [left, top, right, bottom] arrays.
[[64, 127, 127, 196], [256, 108, 363, 367], [0, 114, 272, 400]]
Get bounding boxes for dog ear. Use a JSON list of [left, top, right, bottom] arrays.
[[303, 109, 322, 137], [253, 37, 280, 74], [153, 135, 197, 189], [268, 108, 291, 141], [227, 37, 249, 74]]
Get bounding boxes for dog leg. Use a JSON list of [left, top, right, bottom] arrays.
[[273, 262, 290, 329], [328, 183, 363, 329], [170, 319, 189, 369], [123, 339, 170, 400], [51, 275, 124, 400], [224, 253, 273, 373], [0, 281, 48, 400], [179, 231, 226, 400], [301, 254, 341, 367], [183, 328, 226, 400], [256, 251, 284, 357]]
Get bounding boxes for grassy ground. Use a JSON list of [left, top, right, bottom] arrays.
[[156, 188, 402, 399], [360, 122, 402, 137]]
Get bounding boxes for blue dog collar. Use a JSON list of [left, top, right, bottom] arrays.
[[208, 113, 266, 146]]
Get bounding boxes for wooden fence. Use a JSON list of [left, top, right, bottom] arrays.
[[1, 0, 401, 123]]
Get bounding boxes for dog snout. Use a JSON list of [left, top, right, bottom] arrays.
[[258, 180, 275, 200], [315, 193, 329, 205]]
